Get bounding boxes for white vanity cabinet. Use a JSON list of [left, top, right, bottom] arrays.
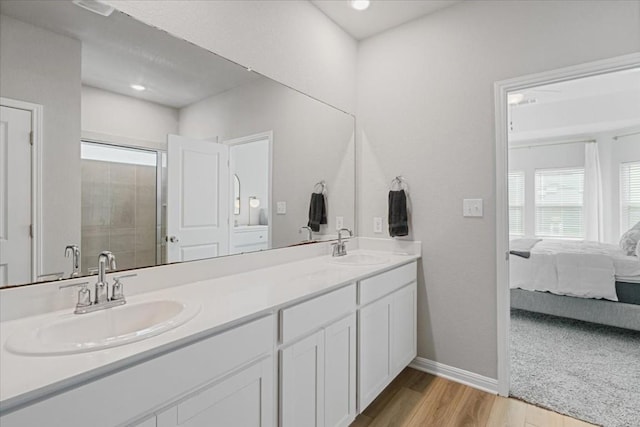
[[156, 356, 274, 427], [1, 258, 419, 427], [0, 315, 275, 427], [230, 225, 269, 255], [357, 262, 417, 411], [279, 284, 357, 427]]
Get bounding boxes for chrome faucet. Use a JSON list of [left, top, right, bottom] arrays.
[[96, 251, 116, 304], [65, 244, 81, 278], [59, 251, 135, 314], [332, 228, 353, 257], [299, 226, 313, 242]]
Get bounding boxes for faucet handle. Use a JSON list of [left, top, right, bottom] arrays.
[[59, 281, 91, 308], [111, 274, 136, 301]]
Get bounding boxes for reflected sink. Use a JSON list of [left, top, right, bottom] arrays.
[[327, 253, 389, 266], [5, 300, 201, 356]]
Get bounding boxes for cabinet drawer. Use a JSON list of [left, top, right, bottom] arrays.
[[280, 284, 356, 344], [359, 262, 416, 306], [234, 229, 268, 247]]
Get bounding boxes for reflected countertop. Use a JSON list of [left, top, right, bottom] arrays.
[[0, 249, 419, 412]]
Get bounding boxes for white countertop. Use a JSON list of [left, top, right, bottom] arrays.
[[0, 250, 418, 412]]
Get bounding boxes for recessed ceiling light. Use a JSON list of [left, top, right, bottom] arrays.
[[130, 84, 146, 91], [351, 0, 370, 11], [507, 93, 524, 105], [72, 0, 114, 17]]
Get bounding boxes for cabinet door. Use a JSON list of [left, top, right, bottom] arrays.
[[358, 296, 392, 411], [156, 357, 273, 427], [391, 283, 417, 375], [324, 314, 356, 427], [280, 330, 325, 427]]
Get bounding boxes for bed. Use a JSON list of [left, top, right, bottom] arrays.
[[509, 238, 640, 330]]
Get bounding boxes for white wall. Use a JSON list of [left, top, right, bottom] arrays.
[[0, 15, 82, 279], [81, 85, 179, 149], [357, 0, 640, 379], [105, 0, 357, 114], [179, 77, 355, 248]]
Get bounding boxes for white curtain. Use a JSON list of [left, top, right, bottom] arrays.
[[584, 142, 603, 242]]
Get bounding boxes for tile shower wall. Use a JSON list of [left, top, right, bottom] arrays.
[[81, 159, 157, 273]]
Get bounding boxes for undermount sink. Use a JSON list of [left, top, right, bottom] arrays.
[[327, 253, 389, 266], [5, 300, 201, 356]]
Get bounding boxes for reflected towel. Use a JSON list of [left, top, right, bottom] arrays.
[[388, 190, 408, 237], [308, 192, 327, 232]]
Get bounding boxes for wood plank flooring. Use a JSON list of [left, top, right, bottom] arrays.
[[350, 368, 596, 427]]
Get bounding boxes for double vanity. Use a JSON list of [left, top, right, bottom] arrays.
[[0, 242, 419, 427]]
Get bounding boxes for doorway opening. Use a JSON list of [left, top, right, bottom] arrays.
[[495, 54, 640, 426]]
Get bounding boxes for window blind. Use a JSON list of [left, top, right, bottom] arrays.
[[508, 171, 525, 236], [535, 168, 584, 239], [620, 161, 640, 233]]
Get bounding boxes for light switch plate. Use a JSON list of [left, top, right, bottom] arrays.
[[373, 217, 383, 233], [277, 201, 287, 214], [336, 216, 344, 230], [463, 199, 483, 217]]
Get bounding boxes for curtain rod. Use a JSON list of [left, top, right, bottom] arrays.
[[613, 131, 640, 140], [509, 138, 595, 150]]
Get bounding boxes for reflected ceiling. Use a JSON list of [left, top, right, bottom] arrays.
[[0, 0, 260, 108]]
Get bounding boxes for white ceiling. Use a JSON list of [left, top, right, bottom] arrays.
[[511, 67, 640, 105], [0, 1, 261, 108], [311, 0, 462, 40]]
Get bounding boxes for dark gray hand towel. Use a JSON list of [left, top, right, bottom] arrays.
[[388, 190, 408, 237], [308, 193, 327, 232], [509, 250, 531, 259]]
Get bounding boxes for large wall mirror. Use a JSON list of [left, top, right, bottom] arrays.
[[0, 0, 355, 288]]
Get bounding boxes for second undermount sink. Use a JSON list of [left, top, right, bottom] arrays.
[[327, 253, 389, 266], [5, 299, 201, 356]]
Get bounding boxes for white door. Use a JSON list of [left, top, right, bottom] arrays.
[[167, 134, 229, 262], [0, 106, 32, 286], [280, 330, 325, 427], [324, 314, 357, 427]]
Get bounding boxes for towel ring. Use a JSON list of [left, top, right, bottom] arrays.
[[390, 176, 408, 192], [314, 180, 326, 194]]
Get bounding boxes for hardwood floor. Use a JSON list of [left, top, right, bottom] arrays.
[[350, 368, 596, 427]]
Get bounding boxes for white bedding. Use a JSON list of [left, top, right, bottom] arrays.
[[509, 239, 640, 301]]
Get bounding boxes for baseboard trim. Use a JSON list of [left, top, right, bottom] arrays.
[[409, 357, 498, 395]]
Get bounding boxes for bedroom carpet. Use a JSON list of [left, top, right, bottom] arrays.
[[510, 309, 640, 427]]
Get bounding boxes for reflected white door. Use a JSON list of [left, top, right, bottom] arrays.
[[0, 106, 32, 285], [167, 134, 229, 262]]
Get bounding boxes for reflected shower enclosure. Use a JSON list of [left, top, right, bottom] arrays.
[[80, 141, 164, 273]]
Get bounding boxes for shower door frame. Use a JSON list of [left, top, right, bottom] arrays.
[[80, 137, 165, 267]]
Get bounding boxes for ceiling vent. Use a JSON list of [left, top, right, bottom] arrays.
[[72, 0, 115, 17]]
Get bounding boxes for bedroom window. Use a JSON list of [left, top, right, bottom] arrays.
[[535, 167, 584, 239], [508, 171, 525, 236], [620, 161, 640, 233]]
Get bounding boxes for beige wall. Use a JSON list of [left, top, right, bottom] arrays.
[[357, 0, 640, 379], [81, 85, 179, 149], [0, 15, 82, 279], [105, 0, 357, 114], [179, 77, 355, 248]]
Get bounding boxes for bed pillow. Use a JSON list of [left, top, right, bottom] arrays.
[[620, 222, 640, 256]]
